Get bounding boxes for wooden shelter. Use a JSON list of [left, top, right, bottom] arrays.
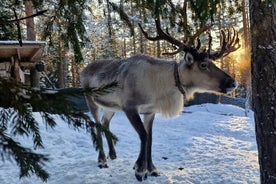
[[0, 40, 46, 83]]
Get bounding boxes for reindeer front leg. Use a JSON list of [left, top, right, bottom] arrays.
[[143, 113, 160, 176], [124, 107, 148, 181]]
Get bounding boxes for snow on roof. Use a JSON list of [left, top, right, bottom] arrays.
[[0, 40, 47, 63], [0, 40, 47, 45]]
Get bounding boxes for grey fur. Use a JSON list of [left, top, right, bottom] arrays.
[[81, 53, 237, 181]]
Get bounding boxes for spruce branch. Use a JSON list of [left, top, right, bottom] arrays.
[[0, 131, 49, 182], [0, 77, 118, 181]]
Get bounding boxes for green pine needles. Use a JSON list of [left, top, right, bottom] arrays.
[[0, 78, 118, 182]]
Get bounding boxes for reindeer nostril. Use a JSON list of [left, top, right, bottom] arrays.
[[232, 81, 238, 88], [226, 78, 237, 88], [220, 78, 237, 93]]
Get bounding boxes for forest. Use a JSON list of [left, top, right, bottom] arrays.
[[0, 0, 250, 90], [0, 0, 275, 184]]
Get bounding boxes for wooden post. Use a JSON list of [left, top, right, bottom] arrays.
[[10, 56, 22, 82]]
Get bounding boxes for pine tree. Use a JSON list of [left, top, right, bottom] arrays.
[[42, 0, 90, 63], [0, 4, 17, 40]]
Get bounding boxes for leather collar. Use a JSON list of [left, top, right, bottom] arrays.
[[174, 62, 186, 99]]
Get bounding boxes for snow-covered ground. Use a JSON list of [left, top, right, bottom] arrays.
[[0, 103, 259, 184]]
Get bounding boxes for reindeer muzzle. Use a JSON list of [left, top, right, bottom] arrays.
[[220, 78, 238, 94]]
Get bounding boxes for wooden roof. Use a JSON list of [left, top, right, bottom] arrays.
[[0, 40, 46, 62]]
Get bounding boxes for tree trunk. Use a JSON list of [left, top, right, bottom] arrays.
[[242, 0, 250, 47], [156, 40, 161, 58], [123, 38, 127, 58], [57, 37, 66, 88], [249, 1, 276, 183], [139, 30, 144, 54], [25, 1, 40, 88], [25, 1, 36, 40], [105, 0, 116, 58]]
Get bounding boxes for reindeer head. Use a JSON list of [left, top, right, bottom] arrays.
[[139, 18, 240, 96]]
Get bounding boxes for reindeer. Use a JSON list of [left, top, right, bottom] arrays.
[[81, 19, 240, 181]]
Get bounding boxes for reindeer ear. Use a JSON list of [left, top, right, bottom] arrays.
[[185, 52, 194, 66]]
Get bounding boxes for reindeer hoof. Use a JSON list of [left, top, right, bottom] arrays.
[[109, 152, 117, 160], [133, 164, 148, 181], [135, 172, 147, 182], [98, 160, 108, 168], [98, 164, 108, 168]]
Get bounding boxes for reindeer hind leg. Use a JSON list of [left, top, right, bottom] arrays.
[[85, 96, 108, 168], [102, 111, 117, 160]]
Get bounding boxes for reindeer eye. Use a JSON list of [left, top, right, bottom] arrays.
[[200, 62, 208, 70]]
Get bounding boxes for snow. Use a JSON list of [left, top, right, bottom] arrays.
[[0, 103, 259, 184]]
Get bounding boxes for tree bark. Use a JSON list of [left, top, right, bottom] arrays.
[[25, 0, 40, 88], [25, 1, 36, 40], [242, 0, 250, 47], [57, 35, 66, 88], [249, 1, 276, 183]]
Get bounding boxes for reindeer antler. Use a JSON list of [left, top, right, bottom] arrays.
[[138, 18, 183, 47], [209, 28, 241, 60], [138, 17, 209, 55], [139, 18, 240, 59]]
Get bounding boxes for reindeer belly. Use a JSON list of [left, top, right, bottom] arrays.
[[94, 95, 122, 112]]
